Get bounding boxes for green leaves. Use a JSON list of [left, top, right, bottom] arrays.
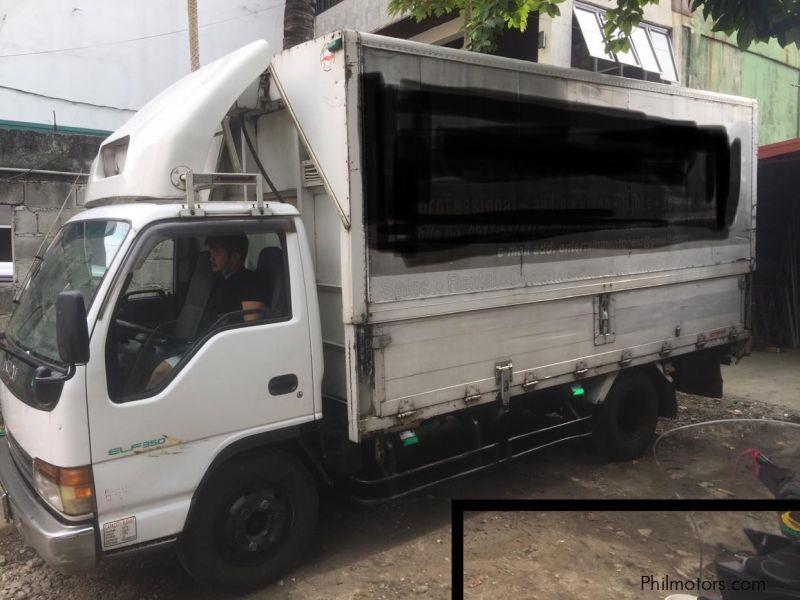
[[388, 0, 800, 55], [544, 2, 560, 18], [387, 0, 567, 52], [606, 0, 800, 52], [387, 0, 460, 22], [601, 0, 653, 54]]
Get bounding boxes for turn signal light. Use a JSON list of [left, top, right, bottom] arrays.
[[33, 459, 95, 516]]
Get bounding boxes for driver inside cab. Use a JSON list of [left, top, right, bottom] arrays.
[[147, 234, 268, 389]]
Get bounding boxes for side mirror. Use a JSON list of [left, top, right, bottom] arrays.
[[56, 291, 90, 364]]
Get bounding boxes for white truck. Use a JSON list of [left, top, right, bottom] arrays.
[[0, 31, 755, 591]]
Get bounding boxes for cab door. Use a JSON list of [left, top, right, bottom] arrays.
[[85, 217, 316, 552]]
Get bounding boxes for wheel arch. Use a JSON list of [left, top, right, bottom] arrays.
[[590, 363, 676, 419], [181, 425, 326, 534]]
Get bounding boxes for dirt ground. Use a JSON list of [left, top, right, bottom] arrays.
[[462, 510, 783, 600], [1, 392, 798, 600], [722, 349, 800, 413]]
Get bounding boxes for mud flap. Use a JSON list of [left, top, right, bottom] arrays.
[[671, 348, 724, 399], [649, 366, 677, 418]]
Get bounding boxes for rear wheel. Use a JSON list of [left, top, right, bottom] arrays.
[[591, 370, 659, 461], [178, 449, 318, 594]]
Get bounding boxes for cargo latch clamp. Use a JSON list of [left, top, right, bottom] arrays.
[[495, 361, 513, 411]]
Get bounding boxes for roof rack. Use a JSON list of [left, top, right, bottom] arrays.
[[170, 167, 271, 217]]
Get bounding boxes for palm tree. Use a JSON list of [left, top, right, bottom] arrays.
[[283, 0, 316, 49]]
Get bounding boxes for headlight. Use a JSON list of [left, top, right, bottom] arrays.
[[33, 458, 95, 516]]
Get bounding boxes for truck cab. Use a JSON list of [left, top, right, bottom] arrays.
[[0, 198, 325, 587], [0, 39, 326, 591]]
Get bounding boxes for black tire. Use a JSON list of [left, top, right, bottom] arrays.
[[177, 449, 318, 594], [591, 370, 659, 461]]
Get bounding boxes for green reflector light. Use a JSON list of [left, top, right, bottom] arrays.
[[571, 385, 585, 397], [326, 37, 343, 52], [400, 430, 419, 446]]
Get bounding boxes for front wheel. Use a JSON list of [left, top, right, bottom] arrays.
[[590, 370, 659, 461], [178, 450, 318, 594]]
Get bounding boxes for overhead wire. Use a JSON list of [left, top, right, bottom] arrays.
[[0, 1, 285, 59], [0, 2, 287, 121], [0, 83, 136, 112]]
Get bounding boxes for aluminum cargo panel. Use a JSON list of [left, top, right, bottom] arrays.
[[271, 34, 351, 228], [373, 276, 745, 421]]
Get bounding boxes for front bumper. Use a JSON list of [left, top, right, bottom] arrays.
[[0, 438, 97, 574]]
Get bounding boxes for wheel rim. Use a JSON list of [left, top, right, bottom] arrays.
[[222, 490, 291, 560]]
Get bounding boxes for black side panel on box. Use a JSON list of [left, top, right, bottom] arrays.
[[360, 73, 740, 267]]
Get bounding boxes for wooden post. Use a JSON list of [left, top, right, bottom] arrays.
[[187, 0, 200, 71]]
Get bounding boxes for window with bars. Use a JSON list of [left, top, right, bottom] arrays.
[[315, 0, 343, 15]]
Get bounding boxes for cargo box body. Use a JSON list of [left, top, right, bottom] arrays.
[[269, 31, 755, 442]]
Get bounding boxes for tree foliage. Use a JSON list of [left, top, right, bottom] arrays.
[[387, 0, 800, 55], [387, 0, 565, 53], [604, 0, 800, 53]]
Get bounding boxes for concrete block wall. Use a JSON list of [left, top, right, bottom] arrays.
[[315, 0, 400, 37], [0, 180, 87, 329], [0, 128, 101, 329], [130, 239, 175, 293]]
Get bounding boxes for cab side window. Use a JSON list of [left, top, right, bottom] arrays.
[[128, 239, 175, 295], [106, 222, 291, 403]]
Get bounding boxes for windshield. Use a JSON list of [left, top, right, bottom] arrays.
[[6, 220, 130, 363]]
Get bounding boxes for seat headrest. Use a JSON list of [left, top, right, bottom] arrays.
[[257, 246, 283, 272]]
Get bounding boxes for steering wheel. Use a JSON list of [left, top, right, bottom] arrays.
[[115, 319, 185, 344], [115, 318, 190, 394]]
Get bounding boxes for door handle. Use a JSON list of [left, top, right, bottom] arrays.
[[269, 374, 298, 396]]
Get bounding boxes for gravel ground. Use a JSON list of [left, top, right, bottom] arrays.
[[463, 510, 784, 600], [1, 392, 798, 600]]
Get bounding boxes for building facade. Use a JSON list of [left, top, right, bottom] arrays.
[[681, 11, 800, 144], [316, 0, 800, 145], [0, 0, 286, 132]]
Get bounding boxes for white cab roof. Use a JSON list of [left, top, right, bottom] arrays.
[[85, 40, 271, 206], [69, 201, 299, 231]]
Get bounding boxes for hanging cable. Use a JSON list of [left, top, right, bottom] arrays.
[[239, 114, 283, 202]]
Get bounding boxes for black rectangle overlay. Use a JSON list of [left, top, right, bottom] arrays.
[[361, 73, 741, 266], [452, 499, 798, 599]]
